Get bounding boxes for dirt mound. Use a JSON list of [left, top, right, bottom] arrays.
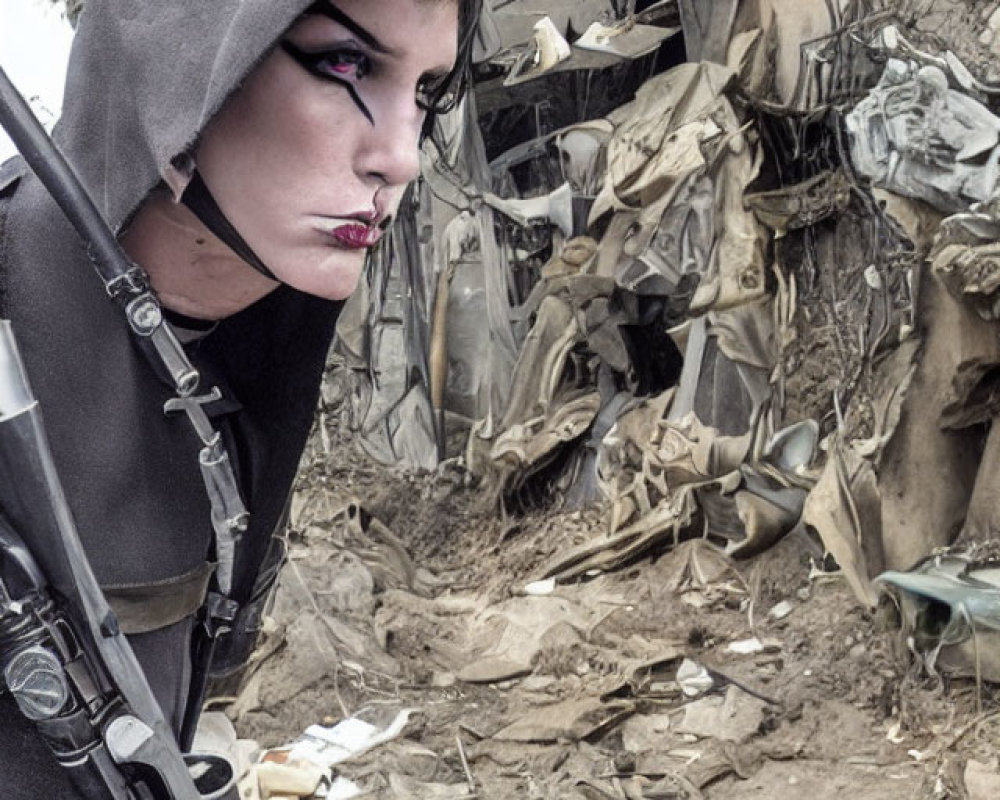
[[209, 408, 999, 799]]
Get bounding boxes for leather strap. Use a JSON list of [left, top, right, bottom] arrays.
[[182, 170, 279, 282], [103, 561, 215, 635]]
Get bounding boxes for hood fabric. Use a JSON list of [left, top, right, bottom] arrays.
[[55, 0, 314, 234]]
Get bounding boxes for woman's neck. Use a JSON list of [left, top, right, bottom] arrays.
[[121, 191, 279, 321]]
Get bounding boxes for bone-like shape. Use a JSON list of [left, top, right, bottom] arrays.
[[482, 182, 574, 239]]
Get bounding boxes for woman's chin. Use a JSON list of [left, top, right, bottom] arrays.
[[278, 250, 365, 301]]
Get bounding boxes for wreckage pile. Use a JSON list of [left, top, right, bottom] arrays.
[[333, 0, 1000, 681], [221, 1, 1000, 798]]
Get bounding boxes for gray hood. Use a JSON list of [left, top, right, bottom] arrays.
[[55, 0, 314, 234]]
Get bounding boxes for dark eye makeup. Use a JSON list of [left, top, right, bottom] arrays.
[[281, 41, 375, 124], [282, 1, 462, 126]]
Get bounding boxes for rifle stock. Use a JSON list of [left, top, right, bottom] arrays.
[[0, 321, 211, 799]]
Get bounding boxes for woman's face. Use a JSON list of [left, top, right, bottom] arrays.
[[194, 0, 459, 299]]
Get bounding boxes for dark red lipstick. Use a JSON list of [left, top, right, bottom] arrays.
[[328, 222, 382, 249]]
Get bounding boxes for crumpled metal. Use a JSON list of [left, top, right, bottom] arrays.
[[932, 196, 1000, 322], [333, 95, 518, 468], [846, 59, 1000, 214], [877, 555, 1000, 682], [745, 170, 852, 234], [336, 1, 1000, 621], [466, 263, 626, 499], [590, 61, 768, 314]]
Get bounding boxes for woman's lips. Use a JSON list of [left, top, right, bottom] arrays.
[[326, 222, 382, 249]]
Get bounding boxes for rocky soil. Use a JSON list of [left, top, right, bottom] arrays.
[[212, 396, 1000, 800]]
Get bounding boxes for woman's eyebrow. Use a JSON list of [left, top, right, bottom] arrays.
[[310, 2, 390, 55]]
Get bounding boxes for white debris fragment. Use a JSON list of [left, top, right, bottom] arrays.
[[256, 761, 327, 798], [864, 264, 883, 290], [327, 776, 364, 799], [727, 638, 763, 654], [503, 16, 571, 86], [726, 637, 781, 655], [574, 19, 680, 59], [288, 709, 413, 769], [667, 747, 704, 764], [677, 658, 713, 697], [533, 17, 571, 65], [523, 577, 556, 596], [768, 600, 795, 620], [681, 591, 712, 609]]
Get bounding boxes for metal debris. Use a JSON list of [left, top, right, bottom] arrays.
[[877, 555, 1000, 682], [326, 0, 1000, 670]]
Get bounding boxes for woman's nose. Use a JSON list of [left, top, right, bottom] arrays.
[[357, 96, 424, 188]]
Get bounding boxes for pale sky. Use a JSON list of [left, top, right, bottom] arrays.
[[0, 0, 75, 162]]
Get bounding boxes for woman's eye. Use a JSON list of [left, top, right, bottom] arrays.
[[282, 42, 371, 83], [315, 50, 371, 81]]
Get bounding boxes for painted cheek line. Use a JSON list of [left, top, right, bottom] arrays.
[[344, 83, 375, 126], [296, 65, 373, 125], [321, 73, 374, 126]]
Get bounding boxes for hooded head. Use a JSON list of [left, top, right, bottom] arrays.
[[55, 0, 476, 307]]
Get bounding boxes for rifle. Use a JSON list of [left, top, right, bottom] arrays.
[[0, 64, 244, 799]]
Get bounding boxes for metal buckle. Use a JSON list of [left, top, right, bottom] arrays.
[[163, 388, 223, 448], [104, 266, 150, 301]]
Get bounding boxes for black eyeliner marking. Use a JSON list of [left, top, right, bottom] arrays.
[[344, 83, 375, 125], [307, 1, 388, 54], [282, 41, 375, 125]]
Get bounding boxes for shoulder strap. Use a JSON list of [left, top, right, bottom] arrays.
[[0, 66, 248, 596]]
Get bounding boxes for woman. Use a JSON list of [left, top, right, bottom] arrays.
[[0, 0, 475, 795]]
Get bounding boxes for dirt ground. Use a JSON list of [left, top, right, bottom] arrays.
[[213, 393, 1000, 800]]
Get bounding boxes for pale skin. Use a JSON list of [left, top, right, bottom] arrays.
[[122, 0, 459, 320]]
